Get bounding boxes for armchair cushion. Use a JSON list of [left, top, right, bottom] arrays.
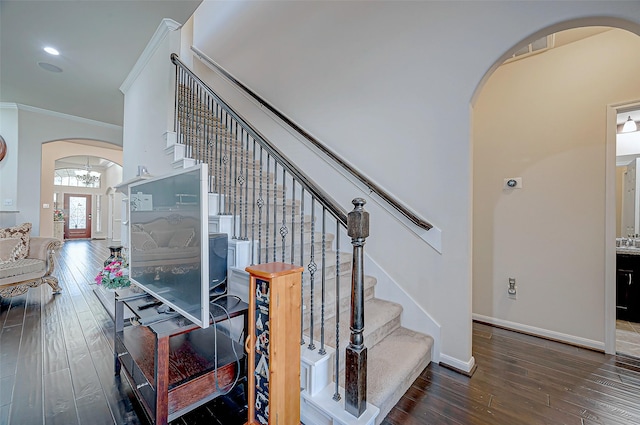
[[0, 258, 45, 281], [0, 222, 32, 261], [0, 238, 21, 264]]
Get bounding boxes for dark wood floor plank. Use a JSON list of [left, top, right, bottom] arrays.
[[0, 404, 9, 425], [2, 296, 26, 328], [0, 375, 14, 407], [89, 347, 144, 425], [0, 297, 11, 329], [0, 325, 21, 379], [10, 353, 43, 425], [68, 349, 103, 401], [42, 315, 69, 375], [44, 368, 79, 425], [382, 407, 435, 425], [75, 389, 114, 425]]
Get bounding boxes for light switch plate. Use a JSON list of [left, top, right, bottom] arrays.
[[3, 199, 12, 206], [43, 203, 50, 209]]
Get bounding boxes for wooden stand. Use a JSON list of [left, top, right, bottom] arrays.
[[114, 288, 248, 425], [245, 263, 303, 425]]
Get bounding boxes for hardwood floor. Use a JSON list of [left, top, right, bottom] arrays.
[[383, 323, 640, 425], [3, 239, 640, 425], [0, 239, 245, 425]]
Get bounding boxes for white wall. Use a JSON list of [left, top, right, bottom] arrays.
[[1, 104, 122, 235], [177, 1, 640, 367], [0, 104, 19, 225], [121, 21, 182, 182], [473, 29, 640, 347], [117, 1, 640, 367]]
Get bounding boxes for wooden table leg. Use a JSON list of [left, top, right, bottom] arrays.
[[114, 297, 124, 376], [155, 335, 170, 425]]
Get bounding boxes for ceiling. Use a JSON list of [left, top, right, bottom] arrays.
[[1, 7, 637, 129], [55, 154, 117, 170], [0, 0, 202, 127]]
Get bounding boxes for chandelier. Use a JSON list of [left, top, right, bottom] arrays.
[[75, 157, 100, 186]]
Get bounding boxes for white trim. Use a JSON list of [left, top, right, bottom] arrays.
[[605, 104, 618, 355], [365, 254, 441, 363], [301, 385, 379, 425], [439, 353, 476, 375], [606, 99, 640, 355], [0, 102, 18, 111], [120, 18, 181, 94], [473, 313, 605, 351], [1, 102, 121, 130], [190, 46, 443, 253]]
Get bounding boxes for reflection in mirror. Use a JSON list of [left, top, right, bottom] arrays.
[[617, 109, 640, 238]]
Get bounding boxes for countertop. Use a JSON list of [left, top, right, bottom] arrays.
[[617, 246, 640, 255]]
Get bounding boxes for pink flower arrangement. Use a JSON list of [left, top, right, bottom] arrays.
[[96, 259, 131, 290]]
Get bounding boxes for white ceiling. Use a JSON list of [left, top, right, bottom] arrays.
[[55, 155, 116, 170], [0, 0, 202, 126], [2, 7, 638, 129]]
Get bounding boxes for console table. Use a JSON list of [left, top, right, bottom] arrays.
[[113, 288, 248, 425]]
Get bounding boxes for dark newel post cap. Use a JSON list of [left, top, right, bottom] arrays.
[[348, 198, 369, 239]]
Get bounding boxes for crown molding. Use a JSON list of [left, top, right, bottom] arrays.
[[1, 102, 121, 130], [0, 102, 19, 110], [120, 18, 181, 94]]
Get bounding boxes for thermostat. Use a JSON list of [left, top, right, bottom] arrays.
[[504, 177, 523, 189]]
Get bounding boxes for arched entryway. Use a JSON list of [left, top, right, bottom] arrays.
[[40, 140, 123, 240], [471, 21, 640, 356]]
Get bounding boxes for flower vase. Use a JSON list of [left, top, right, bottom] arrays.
[[105, 245, 123, 267]]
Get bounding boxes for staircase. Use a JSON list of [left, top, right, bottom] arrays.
[[169, 57, 433, 424]]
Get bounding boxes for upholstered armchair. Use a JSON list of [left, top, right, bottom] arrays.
[[0, 229, 63, 298]]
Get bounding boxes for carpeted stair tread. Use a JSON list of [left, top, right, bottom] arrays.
[[305, 298, 402, 354], [341, 327, 433, 425]]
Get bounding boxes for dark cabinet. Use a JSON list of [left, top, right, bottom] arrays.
[[617, 254, 640, 321]]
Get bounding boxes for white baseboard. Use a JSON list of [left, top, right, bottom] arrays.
[[472, 313, 605, 351], [439, 354, 476, 375]]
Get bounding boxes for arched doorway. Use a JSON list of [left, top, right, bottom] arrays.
[[41, 140, 123, 239], [471, 24, 640, 356]]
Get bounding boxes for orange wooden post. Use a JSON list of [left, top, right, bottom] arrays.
[[245, 262, 303, 425]]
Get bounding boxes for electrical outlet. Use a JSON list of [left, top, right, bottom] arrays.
[[3, 199, 13, 206], [508, 277, 517, 299]]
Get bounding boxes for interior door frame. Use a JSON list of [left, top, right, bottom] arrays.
[[606, 100, 640, 355]]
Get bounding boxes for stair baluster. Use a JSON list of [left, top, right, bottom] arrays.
[[172, 54, 376, 420]]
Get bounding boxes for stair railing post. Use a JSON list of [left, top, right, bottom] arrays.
[[345, 198, 369, 417]]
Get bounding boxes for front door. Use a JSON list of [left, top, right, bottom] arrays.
[[64, 194, 92, 239]]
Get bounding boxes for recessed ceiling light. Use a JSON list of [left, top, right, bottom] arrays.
[[38, 62, 63, 73], [44, 46, 59, 55]]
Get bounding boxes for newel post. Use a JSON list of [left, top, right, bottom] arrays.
[[345, 198, 369, 417]]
